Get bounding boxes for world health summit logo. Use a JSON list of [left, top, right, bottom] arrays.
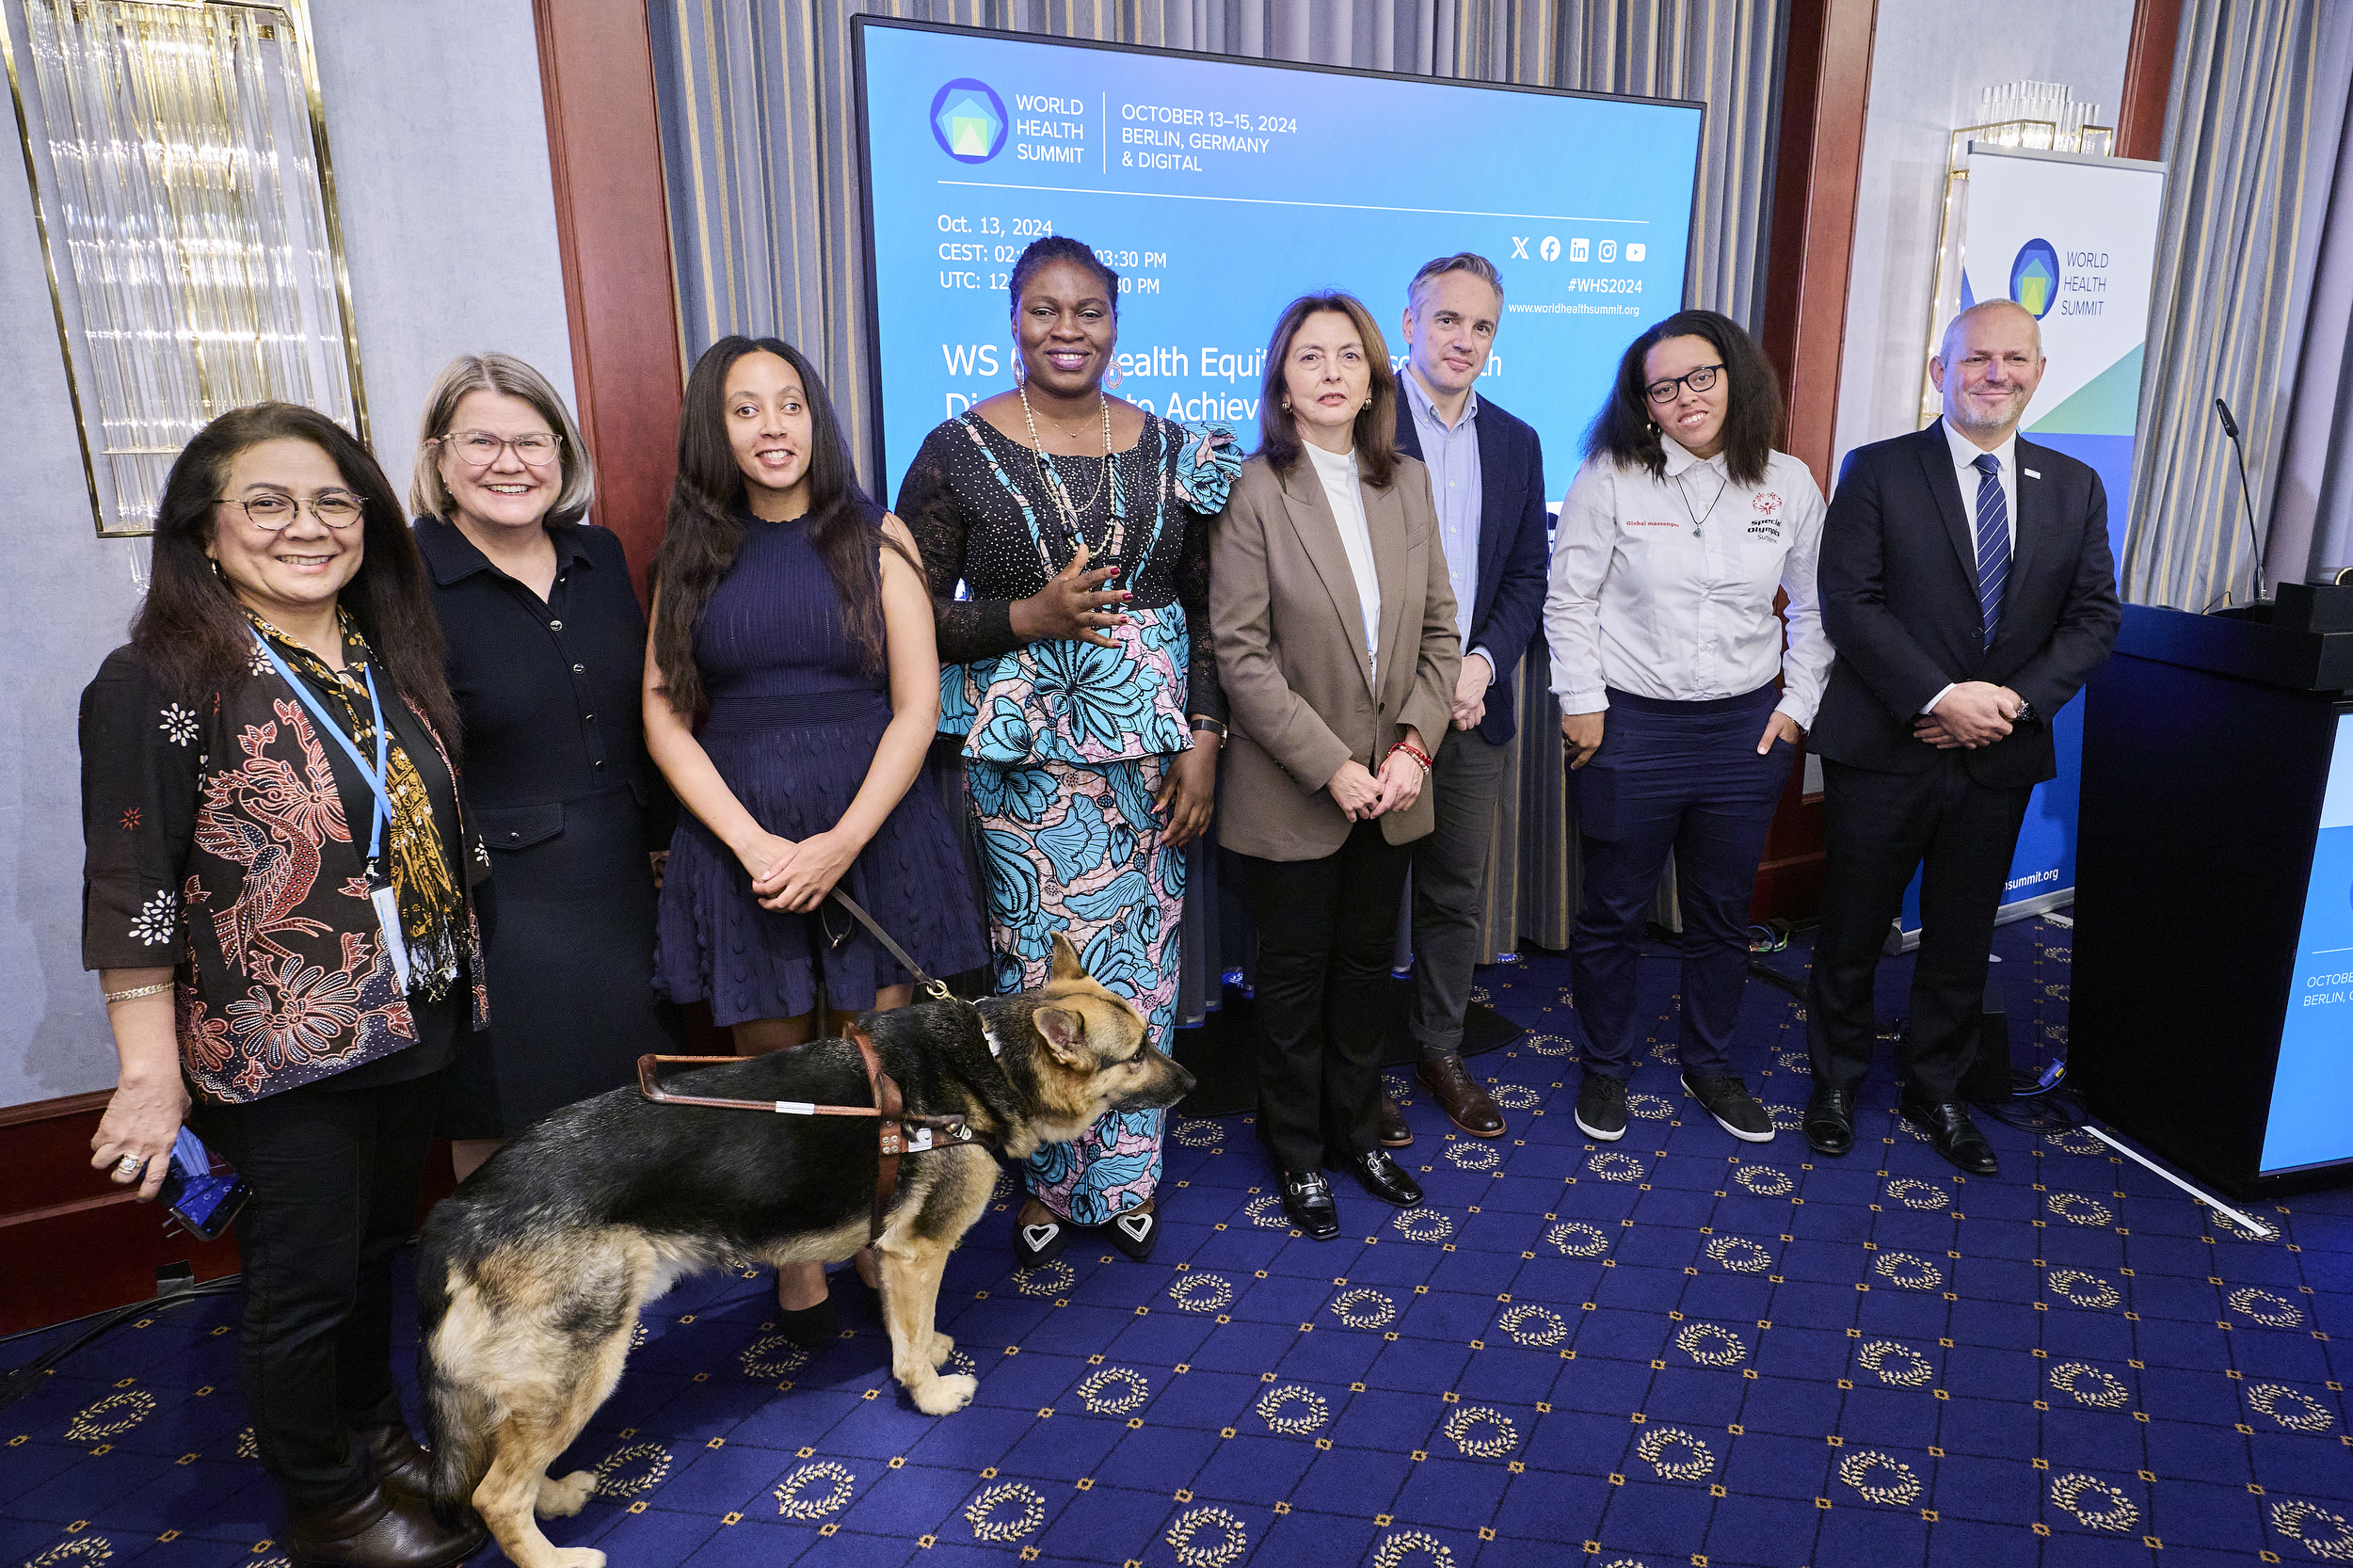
[[931, 78, 1006, 164], [2009, 238, 2061, 319]]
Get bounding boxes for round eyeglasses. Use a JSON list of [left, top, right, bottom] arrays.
[[439, 430, 561, 467], [1645, 362, 1724, 405], [216, 491, 364, 530]]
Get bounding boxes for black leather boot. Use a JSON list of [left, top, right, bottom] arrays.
[[282, 1482, 487, 1568]]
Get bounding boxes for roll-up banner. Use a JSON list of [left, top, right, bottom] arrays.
[[1896, 143, 2167, 949]]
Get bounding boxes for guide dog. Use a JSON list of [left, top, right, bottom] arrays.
[[415, 935, 1193, 1568]]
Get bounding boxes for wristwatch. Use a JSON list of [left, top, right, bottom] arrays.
[[2010, 699, 2036, 724]]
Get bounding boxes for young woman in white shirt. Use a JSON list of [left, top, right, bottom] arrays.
[[1543, 309, 1831, 1146]]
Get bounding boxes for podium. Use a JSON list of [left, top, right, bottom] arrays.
[[2074, 592, 2353, 1197]]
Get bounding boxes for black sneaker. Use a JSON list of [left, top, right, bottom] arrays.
[[1575, 1073, 1629, 1141], [1683, 1071, 1774, 1143]]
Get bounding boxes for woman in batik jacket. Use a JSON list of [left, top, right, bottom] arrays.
[[79, 403, 489, 1568]]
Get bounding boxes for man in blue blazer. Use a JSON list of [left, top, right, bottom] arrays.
[[1805, 300, 2121, 1175], [1387, 252, 1552, 1143]]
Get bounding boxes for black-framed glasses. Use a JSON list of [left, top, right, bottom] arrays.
[[215, 491, 365, 530], [1645, 362, 1724, 404], [438, 430, 561, 467]]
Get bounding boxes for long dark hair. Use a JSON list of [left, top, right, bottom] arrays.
[[649, 336, 914, 715], [131, 402, 459, 745], [1583, 309, 1783, 488], [1257, 292, 1401, 489]]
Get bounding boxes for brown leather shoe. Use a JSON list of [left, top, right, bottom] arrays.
[[283, 1481, 486, 1568], [1378, 1095, 1413, 1148], [1418, 1055, 1505, 1138], [353, 1423, 431, 1500]]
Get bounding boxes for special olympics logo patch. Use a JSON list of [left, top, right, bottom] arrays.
[[931, 79, 1007, 164], [1753, 491, 1783, 514]]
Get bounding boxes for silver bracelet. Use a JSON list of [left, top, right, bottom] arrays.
[[102, 981, 173, 1005]]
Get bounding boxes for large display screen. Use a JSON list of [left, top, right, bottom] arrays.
[[853, 18, 1704, 504], [2261, 712, 2353, 1175]]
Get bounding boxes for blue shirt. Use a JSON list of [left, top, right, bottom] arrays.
[[1402, 369, 1493, 679]]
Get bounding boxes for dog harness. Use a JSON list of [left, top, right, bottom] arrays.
[[635, 890, 995, 1243]]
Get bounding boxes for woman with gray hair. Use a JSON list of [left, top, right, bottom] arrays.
[[409, 352, 680, 1178]]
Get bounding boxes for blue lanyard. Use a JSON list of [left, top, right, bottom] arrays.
[[249, 630, 392, 868]]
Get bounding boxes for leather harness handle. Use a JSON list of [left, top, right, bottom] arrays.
[[634, 1039, 936, 1246]]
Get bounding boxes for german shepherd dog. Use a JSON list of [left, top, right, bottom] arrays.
[[415, 936, 1193, 1568]]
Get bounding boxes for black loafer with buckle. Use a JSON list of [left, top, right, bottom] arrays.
[[1349, 1149, 1423, 1208], [1280, 1170, 1339, 1240]]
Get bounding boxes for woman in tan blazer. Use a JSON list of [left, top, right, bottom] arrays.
[[1211, 292, 1461, 1240]]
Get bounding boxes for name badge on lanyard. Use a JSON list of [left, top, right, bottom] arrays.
[[249, 631, 412, 991]]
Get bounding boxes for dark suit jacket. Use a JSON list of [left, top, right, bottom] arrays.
[[1393, 390, 1550, 744], [1812, 420, 2121, 787]]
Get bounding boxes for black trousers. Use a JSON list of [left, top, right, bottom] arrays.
[[1235, 820, 1415, 1173], [1807, 753, 2032, 1103], [188, 1070, 442, 1511], [1569, 684, 1793, 1082]]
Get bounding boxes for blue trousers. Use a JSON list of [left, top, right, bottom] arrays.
[[1569, 684, 1795, 1081]]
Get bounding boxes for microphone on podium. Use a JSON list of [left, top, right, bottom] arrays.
[[2213, 397, 2266, 600]]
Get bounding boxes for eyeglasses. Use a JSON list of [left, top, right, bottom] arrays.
[[215, 491, 365, 530], [439, 430, 561, 467], [1645, 363, 1724, 405]]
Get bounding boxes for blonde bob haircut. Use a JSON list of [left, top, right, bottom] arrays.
[[408, 352, 595, 525]]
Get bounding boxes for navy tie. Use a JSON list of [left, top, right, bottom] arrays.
[[1972, 453, 2009, 648]]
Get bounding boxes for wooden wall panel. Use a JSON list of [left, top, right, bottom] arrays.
[[0, 1091, 457, 1336], [1751, 0, 1880, 920], [2119, 0, 2185, 163], [533, 0, 685, 602]]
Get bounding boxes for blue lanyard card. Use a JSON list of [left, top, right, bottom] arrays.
[[249, 632, 412, 991]]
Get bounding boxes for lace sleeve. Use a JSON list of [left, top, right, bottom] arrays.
[[1174, 505, 1225, 725], [895, 427, 1022, 665]]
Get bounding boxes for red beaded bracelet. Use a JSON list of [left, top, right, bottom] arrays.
[[1387, 739, 1433, 772]]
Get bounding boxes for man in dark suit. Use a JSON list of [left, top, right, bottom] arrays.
[[1805, 299, 2121, 1175], [1386, 252, 1552, 1143]]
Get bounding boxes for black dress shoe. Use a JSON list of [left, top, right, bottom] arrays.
[[1378, 1095, 1413, 1148], [1899, 1096, 1999, 1176], [1281, 1170, 1339, 1240], [353, 1423, 431, 1500], [283, 1482, 486, 1568], [1803, 1089, 1855, 1157], [1349, 1149, 1424, 1208]]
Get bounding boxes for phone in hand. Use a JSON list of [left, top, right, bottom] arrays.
[[154, 1128, 248, 1242]]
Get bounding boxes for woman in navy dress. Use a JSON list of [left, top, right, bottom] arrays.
[[646, 334, 984, 1336], [410, 352, 681, 1181]]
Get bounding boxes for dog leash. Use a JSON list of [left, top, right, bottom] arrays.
[[825, 888, 955, 1004], [635, 892, 984, 1242]]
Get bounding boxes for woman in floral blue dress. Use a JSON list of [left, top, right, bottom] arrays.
[[897, 236, 1236, 1266]]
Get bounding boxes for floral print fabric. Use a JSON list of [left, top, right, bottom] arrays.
[[80, 641, 488, 1103], [943, 602, 1194, 765], [970, 754, 1180, 1224]]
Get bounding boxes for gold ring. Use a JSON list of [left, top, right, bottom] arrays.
[[115, 1153, 144, 1176]]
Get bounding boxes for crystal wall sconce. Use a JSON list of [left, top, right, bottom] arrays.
[[4, 0, 365, 536]]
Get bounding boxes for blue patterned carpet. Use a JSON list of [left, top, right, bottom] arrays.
[[8, 919, 2353, 1568]]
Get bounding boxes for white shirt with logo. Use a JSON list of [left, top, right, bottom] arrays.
[[1544, 437, 1831, 726]]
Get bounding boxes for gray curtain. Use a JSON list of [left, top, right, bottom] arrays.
[[647, 0, 1790, 1006], [2269, 51, 2353, 584], [2121, 0, 2353, 608]]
